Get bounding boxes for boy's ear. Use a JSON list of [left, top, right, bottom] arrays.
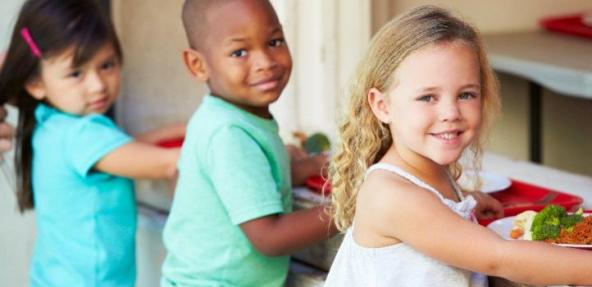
[[182, 48, 208, 82], [367, 87, 391, 124], [24, 78, 46, 100]]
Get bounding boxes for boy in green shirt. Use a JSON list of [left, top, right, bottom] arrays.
[[161, 1, 337, 286]]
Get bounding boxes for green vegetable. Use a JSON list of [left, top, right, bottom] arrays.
[[531, 224, 561, 241], [560, 214, 583, 229], [303, 133, 330, 154], [530, 205, 566, 241], [529, 205, 586, 240]]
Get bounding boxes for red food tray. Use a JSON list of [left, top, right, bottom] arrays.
[[156, 137, 184, 148], [539, 13, 592, 39], [305, 175, 331, 195], [478, 180, 583, 226], [306, 176, 584, 226]]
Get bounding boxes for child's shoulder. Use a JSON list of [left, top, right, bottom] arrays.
[[358, 168, 445, 218], [362, 168, 427, 201], [37, 107, 118, 135]]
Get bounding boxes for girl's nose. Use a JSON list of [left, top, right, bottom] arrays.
[[87, 72, 107, 93], [439, 100, 461, 122]]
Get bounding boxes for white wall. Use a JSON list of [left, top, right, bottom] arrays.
[[270, 0, 370, 142], [0, 106, 35, 287], [0, 1, 36, 286], [0, 0, 23, 50], [111, 0, 205, 136]]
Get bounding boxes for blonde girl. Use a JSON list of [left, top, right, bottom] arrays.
[[325, 5, 592, 287]]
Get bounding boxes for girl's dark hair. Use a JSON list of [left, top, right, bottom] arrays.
[[0, 0, 123, 212]]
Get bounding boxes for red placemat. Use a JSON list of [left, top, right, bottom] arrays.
[[540, 13, 592, 39], [478, 180, 583, 226]]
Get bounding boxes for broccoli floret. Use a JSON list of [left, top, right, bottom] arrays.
[[531, 205, 566, 227], [560, 214, 583, 229], [531, 224, 561, 241], [530, 205, 566, 241]]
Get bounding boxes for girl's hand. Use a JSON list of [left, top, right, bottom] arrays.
[[468, 191, 504, 220], [0, 106, 14, 153], [135, 122, 186, 144]]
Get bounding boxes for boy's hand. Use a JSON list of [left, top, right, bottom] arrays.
[[287, 144, 328, 186], [0, 106, 14, 153], [467, 191, 504, 220], [286, 144, 307, 161]]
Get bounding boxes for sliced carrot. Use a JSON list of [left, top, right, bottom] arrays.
[[510, 228, 524, 239]]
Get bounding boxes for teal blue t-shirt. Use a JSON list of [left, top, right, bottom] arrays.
[[161, 95, 292, 287], [30, 104, 136, 287]]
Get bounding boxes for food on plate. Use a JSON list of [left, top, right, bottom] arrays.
[[556, 216, 592, 244], [509, 210, 537, 240], [510, 205, 591, 244]]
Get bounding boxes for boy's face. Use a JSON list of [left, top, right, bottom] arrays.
[[185, 0, 292, 119]]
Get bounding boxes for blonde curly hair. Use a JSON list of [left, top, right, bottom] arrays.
[[328, 5, 500, 231]]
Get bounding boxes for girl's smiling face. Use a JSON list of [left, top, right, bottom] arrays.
[[371, 41, 483, 166], [26, 43, 121, 116]]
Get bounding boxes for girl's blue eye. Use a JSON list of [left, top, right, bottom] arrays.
[[231, 49, 247, 58], [417, 95, 434, 102], [269, 38, 285, 47], [459, 92, 477, 100]]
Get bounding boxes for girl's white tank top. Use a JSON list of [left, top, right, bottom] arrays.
[[324, 163, 488, 287]]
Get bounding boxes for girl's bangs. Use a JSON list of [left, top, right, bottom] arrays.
[[66, 15, 120, 68]]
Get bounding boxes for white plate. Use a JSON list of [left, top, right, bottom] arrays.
[[487, 216, 592, 249], [457, 170, 512, 193]]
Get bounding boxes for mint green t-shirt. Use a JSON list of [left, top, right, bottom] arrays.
[[161, 95, 292, 287]]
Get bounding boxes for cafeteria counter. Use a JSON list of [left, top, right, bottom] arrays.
[[135, 152, 592, 287]]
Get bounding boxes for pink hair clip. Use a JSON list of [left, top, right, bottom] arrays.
[[20, 27, 42, 58]]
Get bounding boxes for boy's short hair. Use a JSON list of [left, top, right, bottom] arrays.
[[183, 0, 241, 50], [182, 0, 275, 50], [182, 0, 220, 49]]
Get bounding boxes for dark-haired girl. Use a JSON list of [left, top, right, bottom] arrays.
[[0, 1, 183, 286]]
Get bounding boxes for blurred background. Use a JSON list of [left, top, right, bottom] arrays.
[[1, 0, 591, 286]]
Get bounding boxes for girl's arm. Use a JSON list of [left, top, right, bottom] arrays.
[[361, 173, 592, 286], [95, 141, 180, 180], [134, 122, 186, 144], [239, 205, 338, 256]]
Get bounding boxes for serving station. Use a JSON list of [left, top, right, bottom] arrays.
[[135, 151, 592, 287]]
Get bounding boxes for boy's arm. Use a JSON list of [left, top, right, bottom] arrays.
[[240, 205, 338, 256], [135, 122, 186, 144]]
